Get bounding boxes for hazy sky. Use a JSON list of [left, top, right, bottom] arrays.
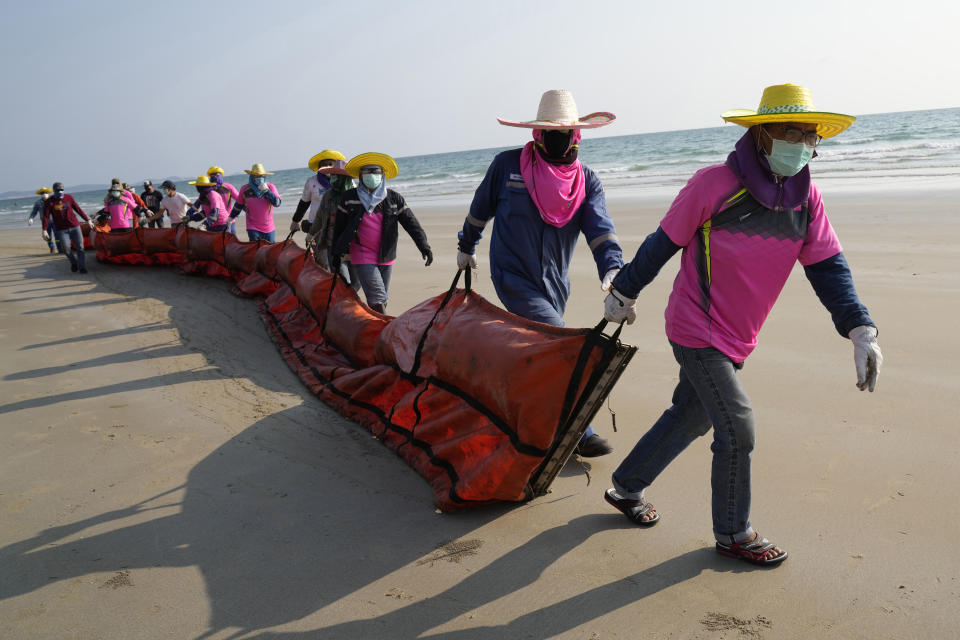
[[2, 0, 957, 192]]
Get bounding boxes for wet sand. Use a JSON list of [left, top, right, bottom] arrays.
[[1, 189, 958, 639]]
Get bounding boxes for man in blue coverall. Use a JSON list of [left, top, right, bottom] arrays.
[[456, 89, 624, 457]]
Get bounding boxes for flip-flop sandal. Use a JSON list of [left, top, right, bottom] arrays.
[[604, 488, 660, 527], [715, 533, 787, 566]]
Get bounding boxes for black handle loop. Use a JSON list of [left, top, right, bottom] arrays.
[[592, 318, 625, 343]]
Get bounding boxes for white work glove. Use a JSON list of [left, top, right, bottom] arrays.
[[289, 220, 300, 233], [603, 289, 637, 324], [41, 229, 50, 242], [601, 268, 620, 291], [28, 218, 35, 226], [456, 250, 478, 271], [849, 325, 882, 392]]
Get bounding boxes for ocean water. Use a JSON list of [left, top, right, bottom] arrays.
[[2, 107, 956, 230]]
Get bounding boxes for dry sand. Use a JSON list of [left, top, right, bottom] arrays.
[[1, 189, 958, 639]]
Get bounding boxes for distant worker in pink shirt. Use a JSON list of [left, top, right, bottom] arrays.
[[602, 84, 883, 567], [184, 175, 229, 231], [229, 163, 281, 242], [207, 166, 240, 235], [96, 183, 144, 233]]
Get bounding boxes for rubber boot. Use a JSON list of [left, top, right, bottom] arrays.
[[370, 303, 386, 314]]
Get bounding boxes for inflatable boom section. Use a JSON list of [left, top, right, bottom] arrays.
[[93, 227, 637, 511]]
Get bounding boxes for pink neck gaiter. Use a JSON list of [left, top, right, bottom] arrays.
[[519, 129, 586, 228]]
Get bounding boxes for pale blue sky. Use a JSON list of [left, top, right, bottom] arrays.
[[2, 0, 957, 192]]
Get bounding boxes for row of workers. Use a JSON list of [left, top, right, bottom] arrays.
[[30, 84, 883, 568]]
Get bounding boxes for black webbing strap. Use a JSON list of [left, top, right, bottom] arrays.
[[320, 266, 340, 335], [410, 269, 470, 377], [554, 319, 624, 435]]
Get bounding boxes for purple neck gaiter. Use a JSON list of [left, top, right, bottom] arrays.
[[725, 129, 811, 211]]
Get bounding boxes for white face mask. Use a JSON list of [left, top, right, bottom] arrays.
[[41, 194, 49, 200], [110, 190, 121, 198]]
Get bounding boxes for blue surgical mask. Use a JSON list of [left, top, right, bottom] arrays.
[[253, 177, 266, 188], [766, 138, 814, 177], [110, 190, 121, 199], [361, 173, 382, 189]]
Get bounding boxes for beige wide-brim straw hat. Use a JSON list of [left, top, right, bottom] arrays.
[[244, 163, 274, 176], [345, 153, 399, 180], [721, 83, 856, 139], [497, 89, 616, 130], [308, 150, 347, 173]]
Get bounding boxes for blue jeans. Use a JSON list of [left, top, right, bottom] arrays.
[[247, 229, 275, 242], [352, 264, 392, 307], [612, 341, 756, 543], [56, 226, 86, 271]]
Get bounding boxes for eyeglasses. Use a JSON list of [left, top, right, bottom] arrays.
[[765, 124, 822, 148]]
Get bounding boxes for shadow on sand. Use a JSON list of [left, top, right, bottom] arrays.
[[0, 253, 748, 639]]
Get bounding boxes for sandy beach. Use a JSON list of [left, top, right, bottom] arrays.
[[1, 189, 958, 639]]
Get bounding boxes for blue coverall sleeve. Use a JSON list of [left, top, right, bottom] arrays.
[[457, 156, 503, 254], [580, 172, 624, 278], [803, 252, 875, 337]]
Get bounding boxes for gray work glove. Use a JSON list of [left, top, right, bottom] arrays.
[[289, 220, 300, 233], [849, 325, 882, 392], [456, 249, 478, 271], [603, 288, 637, 324]]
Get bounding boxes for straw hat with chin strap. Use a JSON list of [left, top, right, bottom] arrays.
[[497, 89, 615, 130], [721, 83, 856, 139]]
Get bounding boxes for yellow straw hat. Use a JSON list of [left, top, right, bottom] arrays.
[[345, 153, 399, 180], [206, 166, 225, 176], [308, 150, 347, 173], [36, 187, 53, 195], [243, 163, 273, 176], [721, 84, 856, 139], [188, 175, 217, 187]]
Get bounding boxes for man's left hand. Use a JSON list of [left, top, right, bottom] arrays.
[[422, 248, 433, 267]]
